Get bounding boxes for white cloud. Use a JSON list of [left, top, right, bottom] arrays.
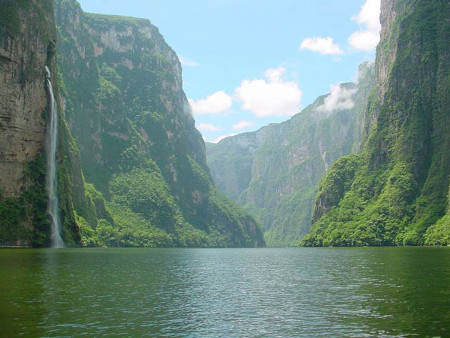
[[353, 0, 381, 31], [235, 67, 302, 117], [232, 120, 254, 131], [188, 91, 233, 115], [316, 84, 357, 113], [212, 133, 237, 143], [179, 57, 199, 67], [265, 67, 286, 82], [299, 37, 343, 55], [197, 123, 221, 132], [348, 30, 380, 52], [348, 0, 381, 51]]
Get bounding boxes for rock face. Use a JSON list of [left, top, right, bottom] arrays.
[[0, 0, 83, 246], [54, 0, 264, 247], [303, 0, 450, 246], [0, 1, 54, 196], [207, 63, 375, 246]]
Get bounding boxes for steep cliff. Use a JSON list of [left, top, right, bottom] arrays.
[[54, 0, 264, 247], [0, 0, 85, 246], [207, 63, 375, 246], [303, 0, 450, 246]]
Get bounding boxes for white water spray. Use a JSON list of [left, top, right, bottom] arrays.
[[45, 66, 64, 248]]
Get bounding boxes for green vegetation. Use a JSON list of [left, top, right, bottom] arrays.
[[0, 157, 50, 247], [0, 0, 54, 38], [110, 167, 179, 232], [424, 183, 450, 245], [77, 204, 174, 248], [311, 154, 363, 223], [0, 192, 32, 246], [263, 186, 317, 246]]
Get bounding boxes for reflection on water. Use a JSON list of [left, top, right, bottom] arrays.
[[0, 247, 449, 336]]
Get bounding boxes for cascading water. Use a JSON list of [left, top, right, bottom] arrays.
[[45, 66, 64, 248]]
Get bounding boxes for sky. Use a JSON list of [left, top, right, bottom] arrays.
[[77, 0, 380, 142]]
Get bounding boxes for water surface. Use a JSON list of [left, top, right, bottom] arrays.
[[1, 247, 449, 336]]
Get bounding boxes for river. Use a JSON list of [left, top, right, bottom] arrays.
[[0, 247, 449, 336]]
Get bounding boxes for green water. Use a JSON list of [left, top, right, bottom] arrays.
[[0, 247, 449, 336]]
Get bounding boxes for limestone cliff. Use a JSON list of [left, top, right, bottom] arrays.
[[54, 0, 264, 247], [0, 1, 54, 197], [303, 0, 450, 246], [0, 0, 83, 246], [207, 63, 375, 246]]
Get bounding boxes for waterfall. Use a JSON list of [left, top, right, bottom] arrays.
[[45, 66, 64, 248]]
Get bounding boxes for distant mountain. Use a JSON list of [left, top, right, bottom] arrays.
[[207, 63, 375, 246]]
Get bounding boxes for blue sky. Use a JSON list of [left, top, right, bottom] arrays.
[[77, 0, 380, 142]]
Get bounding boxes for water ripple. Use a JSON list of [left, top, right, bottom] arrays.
[[0, 247, 449, 336]]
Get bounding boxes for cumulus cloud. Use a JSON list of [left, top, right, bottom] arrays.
[[235, 67, 302, 117], [188, 91, 233, 115], [348, 0, 381, 51], [316, 84, 357, 113], [299, 37, 343, 55], [197, 123, 221, 132], [179, 57, 199, 67], [212, 133, 237, 143], [232, 120, 254, 131], [348, 30, 380, 52], [353, 0, 381, 31]]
